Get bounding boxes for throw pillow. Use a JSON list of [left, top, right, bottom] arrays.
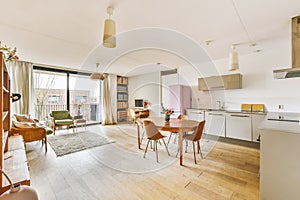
[[14, 114, 35, 123], [12, 120, 35, 128]]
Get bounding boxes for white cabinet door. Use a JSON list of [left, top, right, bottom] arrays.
[[205, 111, 226, 137], [186, 109, 205, 121], [251, 114, 266, 142], [226, 113, 252, 141]]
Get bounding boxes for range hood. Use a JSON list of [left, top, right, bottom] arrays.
[[273, 16, 300, 79]]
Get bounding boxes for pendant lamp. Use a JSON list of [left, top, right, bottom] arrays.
[[90, 63, 105, 80], [103, 7, 116, 48], [0, 170, 38, 200], [229, 44, 239, 71]]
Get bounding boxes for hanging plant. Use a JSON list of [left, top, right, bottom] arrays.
[[0, 41, 19, 62]]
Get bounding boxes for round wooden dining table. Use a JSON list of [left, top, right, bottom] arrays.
[[137, 117, 199, 166]]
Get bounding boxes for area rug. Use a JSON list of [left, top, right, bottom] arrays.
[[47, 131, 114, 157]]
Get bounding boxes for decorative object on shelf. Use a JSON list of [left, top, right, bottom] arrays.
[[143, 100, 151, 109], [103, 6, 116, 48], [164, 108, 174, 122], [90, 63, 106, 80], [11, 93, 21, 102], [229, 44, 239, 71], [0, 170, 38, 200], [0, 41, 19, 62]]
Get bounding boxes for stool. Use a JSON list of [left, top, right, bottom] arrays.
[[75, 119, 87, 132]]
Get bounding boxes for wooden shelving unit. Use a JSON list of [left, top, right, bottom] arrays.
[[117, 76, 128, 122], [0, 52, 30, 194]]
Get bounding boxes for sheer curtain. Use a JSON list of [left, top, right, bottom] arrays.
[[101, 74, 116, 125], [8, 61, 34, 115]]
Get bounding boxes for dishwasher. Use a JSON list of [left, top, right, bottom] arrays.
[[226, 113, 252, 141], [205, 111, 226, 137]]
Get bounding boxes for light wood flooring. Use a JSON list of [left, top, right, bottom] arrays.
[[25, 124, 260, 200]]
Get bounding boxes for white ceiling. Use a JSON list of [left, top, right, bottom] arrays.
[[0, 0, 300, 76]]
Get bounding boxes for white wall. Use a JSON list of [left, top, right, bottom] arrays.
[[128, 36, 300, 113], [188, 37, 300, 113], [128, 72, 161, 116]]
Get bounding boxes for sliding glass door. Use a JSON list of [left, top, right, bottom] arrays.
[[69, 74, 101, 124], [33, 67, 102, 125], [34, 70, 67, 121]]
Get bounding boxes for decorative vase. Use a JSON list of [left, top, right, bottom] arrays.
[[165, 114, 170, 122]]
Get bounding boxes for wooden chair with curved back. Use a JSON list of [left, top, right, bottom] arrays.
[[129, 108, 140, 125], [183, 120, 205, 164], [167, 114, 185, 145], [143, 120, 170, 162]]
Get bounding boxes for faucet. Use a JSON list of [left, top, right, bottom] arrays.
[[216, 100, 222, 110], [216, 100, 226, 110]]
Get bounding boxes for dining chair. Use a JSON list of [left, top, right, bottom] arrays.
[[143, 120, 170, 162], [129, 108, 140, 125], [183, 120, 205, 164], [167, 114, 185, 145]]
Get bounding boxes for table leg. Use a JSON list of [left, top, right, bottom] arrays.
[[179, 129, 183, 166], [137, 124, 141, 149]]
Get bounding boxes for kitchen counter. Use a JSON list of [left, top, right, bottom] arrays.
[[259, 119, 300, 134], [188, 108, 267, 115], [259, 119, 300, 200]]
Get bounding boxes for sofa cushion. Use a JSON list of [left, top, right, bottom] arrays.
[[52, 110, 69, 120], [54, 119, 73, 125]]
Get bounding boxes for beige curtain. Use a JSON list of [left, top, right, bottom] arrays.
[[8, 61, 34, 115], [101, 74, 116, 125]]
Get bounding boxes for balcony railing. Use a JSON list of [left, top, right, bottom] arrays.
[[35, 103, 100, 122]]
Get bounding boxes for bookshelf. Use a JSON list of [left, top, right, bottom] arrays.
[[117, 76, 128, 122]]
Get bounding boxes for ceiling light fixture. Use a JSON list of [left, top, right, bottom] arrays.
[[90, 63, 105, 80], [103, 6, 116, 48], [229, 44, 239, 71]]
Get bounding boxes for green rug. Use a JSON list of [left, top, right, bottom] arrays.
[[47, 131, 114, 157]]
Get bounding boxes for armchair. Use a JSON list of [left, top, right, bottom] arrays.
[[11, 114, 49, 152], [50, 110, 74, 135]]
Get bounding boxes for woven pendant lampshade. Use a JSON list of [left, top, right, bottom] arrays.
[[90, 63, 105, 80], [229, 44, 239, 71], [103, 7, 116, 48]]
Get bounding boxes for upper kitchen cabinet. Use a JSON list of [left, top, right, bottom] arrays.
[[198, 73, 242, 91]]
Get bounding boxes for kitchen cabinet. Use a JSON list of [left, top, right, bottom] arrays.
[[168, 85, 190, 115], [251, 113, 266, 142], [205, 111, 226, 137], [226, 113, 252, 141], [186, 109, 205, 121], [198, 73, 242, 91]]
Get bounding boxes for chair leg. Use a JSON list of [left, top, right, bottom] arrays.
[[167, 133, 172, 145], [155, 141, 159, 163], [198, 141, 203, 159], [162, 138, 170, 156], [140, 130, 145, 145], [185, 140, 188, 153], [192, 142, 197, 164], [144, 139, 150, 158], [45, 137, 48, 153]]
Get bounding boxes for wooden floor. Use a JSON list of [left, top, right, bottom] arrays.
[[26, 124, 260, 200]]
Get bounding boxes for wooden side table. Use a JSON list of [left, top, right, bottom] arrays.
[[75, 118, 87, 132]]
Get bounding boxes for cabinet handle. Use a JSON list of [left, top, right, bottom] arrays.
[[191, 112, 203, 114], [208, 113, 224, 116], [230, 114, 250, 118]]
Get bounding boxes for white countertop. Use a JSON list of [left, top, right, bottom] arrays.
[[259, 119, 300, 134]]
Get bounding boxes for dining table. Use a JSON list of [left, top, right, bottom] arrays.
[[137, 117, 199, 166]]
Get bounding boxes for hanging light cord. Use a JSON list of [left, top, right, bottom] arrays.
[[231, 0, 253, 45]]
